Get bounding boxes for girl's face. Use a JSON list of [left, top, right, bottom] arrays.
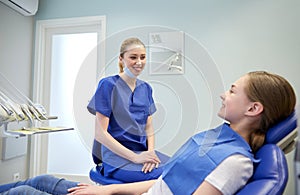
[[119, 44, 146, 77], [218, 75, 252, 123]]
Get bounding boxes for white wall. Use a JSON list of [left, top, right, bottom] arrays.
[[0, 3, 34, 183]]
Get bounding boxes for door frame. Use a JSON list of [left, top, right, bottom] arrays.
[[30, 15, 106, 177]]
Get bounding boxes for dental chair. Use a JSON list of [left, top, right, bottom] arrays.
[[90, 112, 298, 194], [237, 111, 298, 195]]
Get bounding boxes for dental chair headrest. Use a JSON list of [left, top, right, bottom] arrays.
[[265, 111, 298, 153]]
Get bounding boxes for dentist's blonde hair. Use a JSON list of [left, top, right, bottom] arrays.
[[118, 38, 145, 73]]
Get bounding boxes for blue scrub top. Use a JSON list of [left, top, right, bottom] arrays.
[[88, 75, 157, 171]]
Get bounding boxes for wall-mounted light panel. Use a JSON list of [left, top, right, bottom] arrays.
[[149, 31, 184, 75]]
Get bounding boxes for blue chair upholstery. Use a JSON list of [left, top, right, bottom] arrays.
[[91, 139, 102, 165], [89, 165, 124, 184], [89, 139, 125, 184], [236, 144, 288, 195], [266, 111, 297, 144], [90, 112, 298, 193], [237, 111, 298, 195]]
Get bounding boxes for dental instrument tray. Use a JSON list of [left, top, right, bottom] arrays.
[[7, 126, 74, 136], [0, 73, 74, 137]]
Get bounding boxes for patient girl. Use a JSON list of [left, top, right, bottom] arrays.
[[0, 71, 296, 195]]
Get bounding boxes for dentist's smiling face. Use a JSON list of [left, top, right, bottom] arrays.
[[119, 44, 146, 77]]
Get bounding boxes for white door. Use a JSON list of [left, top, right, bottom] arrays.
[[31, 16, 106, 180]]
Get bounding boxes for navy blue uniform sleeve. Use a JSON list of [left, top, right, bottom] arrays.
[[87, 79, 113, 117]]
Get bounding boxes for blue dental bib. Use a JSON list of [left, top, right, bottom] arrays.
[[162, 123, 256, 195]]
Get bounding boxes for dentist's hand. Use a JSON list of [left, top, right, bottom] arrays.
[[132, 150, 161, 165], [142, 162, 159, 173]]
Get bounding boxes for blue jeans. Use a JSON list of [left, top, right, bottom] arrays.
[[0, 175, 78, 195]]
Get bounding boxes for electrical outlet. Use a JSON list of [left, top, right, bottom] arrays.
[[13, 173, 20, 181]]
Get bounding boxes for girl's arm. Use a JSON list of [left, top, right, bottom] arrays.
[[192, 181, 222, 195], [95, 112, 160, 164], [68, 179, 156, 195]]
